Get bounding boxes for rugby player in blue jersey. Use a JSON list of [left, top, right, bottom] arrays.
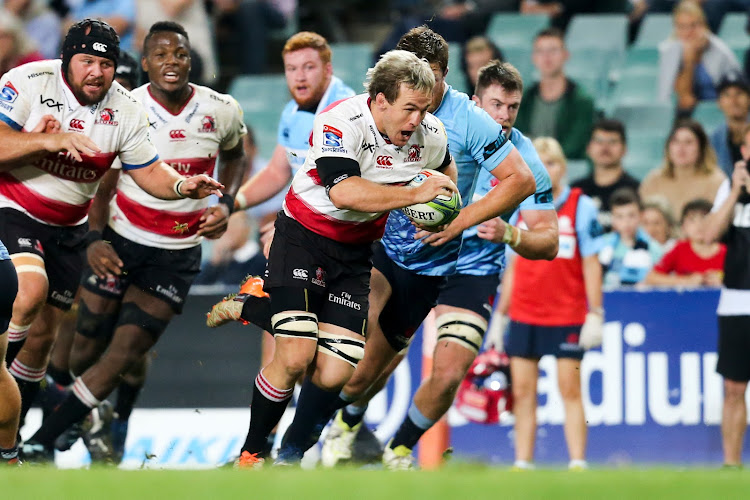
[[0, 238, 19, 464], [320, 55, 559, 469], [274, 27, 542, 467]]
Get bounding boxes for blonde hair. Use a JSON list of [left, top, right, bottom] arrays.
[[642, 195, 676, 237], [533, 136, 567, 168], [364, 50, 435, 103], [282, 31, 331, 64], [672, 0, 708, 29]]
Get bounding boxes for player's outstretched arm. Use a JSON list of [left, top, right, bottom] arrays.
[[235, 144, 293, 210], [704, 163, 750, 243], [477, 208, 558, 260], [128, 161, 224, 200], [0, 120, 101, 170], [328, 174, 456, 213]]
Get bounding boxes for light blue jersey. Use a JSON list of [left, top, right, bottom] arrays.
[[277, 76, 354, 174], [457, 128, 553, 275], [0, 239, 8, 261], [381, 86, 514, 276]]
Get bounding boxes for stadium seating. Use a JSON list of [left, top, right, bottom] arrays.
[[717, 13, 749, 50], [692, 101, 725, 134], [500, 46, 534, 87], [566, 159, 590, 184], [624, 132, 667, 180], [565, 14, 628, 57], [633, 13, 672, 48], [486, 13, 549, 49], [610, 72, 661, 107], [612, 103, 674, 133], [229, 75, 289, 157], [447, 42, 469, 94], [330, 42, 373, 93]]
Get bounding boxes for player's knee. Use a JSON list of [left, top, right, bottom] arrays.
[[724, 380, 748, 402], [76, 300, 118, 340], [432, 364, 468, 398], [436, 312, 487, 355], [317, 331, 365, 368], [558, 379, 582, 401], [115, 303, 170, 340]]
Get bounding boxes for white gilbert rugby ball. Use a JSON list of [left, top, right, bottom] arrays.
[[401, 169, 462, 227]]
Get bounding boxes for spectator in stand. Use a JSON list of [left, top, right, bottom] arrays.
[[0, 13, 43, 75], [572, 119, 640, 232], [640, 119, 726, 221], [514, 28, 595, 160], [63, 0, 136, 52], [710, 72, 750, 177], [644, 198, 726, 286], [658, 0, 740, 117], [2, 0, 62, 60], [461, 36, 503, 94], [641, 196, 677, 249], [519, 0, 629, 31], [599, 188, 664, 287]]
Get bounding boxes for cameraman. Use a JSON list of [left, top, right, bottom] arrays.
[[704, 123, 750, 468]]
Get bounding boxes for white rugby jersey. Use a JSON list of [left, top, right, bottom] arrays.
[[283, 94, 450, 245], [109, 84, 246, 249], [0, 60, 159, 227]]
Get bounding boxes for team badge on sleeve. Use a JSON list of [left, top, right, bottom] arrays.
[[0, 81, 18, 103], [323, 125, 342, 147]]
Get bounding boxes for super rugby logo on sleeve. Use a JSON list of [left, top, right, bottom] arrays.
[[322, 124, 346, 152], [0, 81, 18, 103]]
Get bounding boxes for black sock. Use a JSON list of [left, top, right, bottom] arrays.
[[5, 339, 25, 366], [341, 403, 367, 428], [31, 395, 92, 449], [15, 378, 41, 425], [241, 371, 292, 456], [0, 445, 18, 463], [278, 378, 341, 461], [114, 381, 142, 420], [240, 296, 272, 332], [46, 363, 73, 387], [390, 404, 437, 450]]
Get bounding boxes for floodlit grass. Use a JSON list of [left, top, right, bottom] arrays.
[[5, 465, 750, 500]]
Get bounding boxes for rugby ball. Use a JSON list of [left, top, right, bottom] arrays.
[[401, 169, 462, 227]]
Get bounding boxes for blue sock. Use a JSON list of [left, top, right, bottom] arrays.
[[390, 403, 437, 450]]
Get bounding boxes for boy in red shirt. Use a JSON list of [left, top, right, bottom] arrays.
[[644, 198, 726, 287]]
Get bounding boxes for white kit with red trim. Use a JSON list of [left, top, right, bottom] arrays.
[[109, 83, 246, 249], [0, 59, 159, 227], [283, 94, 449, 245]]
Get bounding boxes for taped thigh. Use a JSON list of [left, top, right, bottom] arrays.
[[76, 300, 119, 340], [11, 253, 47, 278], [436, 312, 488, 354], [317, 330, 365, 367], [271, 311, 318, 340], [115, 302, 169, 338]]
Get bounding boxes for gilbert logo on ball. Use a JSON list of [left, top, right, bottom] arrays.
[[402, 169, 462, 227]]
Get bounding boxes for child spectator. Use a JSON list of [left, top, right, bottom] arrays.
[[641, 196, 677, 250], [599, 188, 664, 286], [644, 198, 726, 287]]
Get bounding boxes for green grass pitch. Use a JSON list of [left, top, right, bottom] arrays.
[[6, 466, 750, 500]]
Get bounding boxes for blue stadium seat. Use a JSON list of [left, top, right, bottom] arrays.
[[446, 43, 469, 94], [621, 47, 660, 76], [566, 14, 628, 56], [692, 101, 725, 134], [566, 159, 590, 184], [624, 131, 668, 181], [486, 13, 549, 49], [330, 43, 373, 94], [229, 75, 289, 114], [243, 110, 281, 159], [612, 103, 674, 133], [718, 13, 749, 50], [611, 72, 660, 106], [500, 46, 534, 86], [633, 14, 673, 48]]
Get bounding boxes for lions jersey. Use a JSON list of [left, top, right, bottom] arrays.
[[457, 127, 553, 275], [380, 85, 514, 276], [0, 60, 159, 227], [109, 84, 247, 249], [283, 94, 450, 245], [278, 76, 354, 174]]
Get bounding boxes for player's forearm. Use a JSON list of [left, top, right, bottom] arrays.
[[582, 254, 603, 311], [88, 170, 119, 231], [328, 176, 420, 212], [0, 130, 53, 170], [643, 270, 696, 286], [704, 188, 740, 242], [128, 161, 185, 200], [217, 149, 246, 198], [510, 222, 559, 261], [236, 162, 291, 209]]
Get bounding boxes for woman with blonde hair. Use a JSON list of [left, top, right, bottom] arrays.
[[658, 0, 740, 115], [640, 119, 726, 220]]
